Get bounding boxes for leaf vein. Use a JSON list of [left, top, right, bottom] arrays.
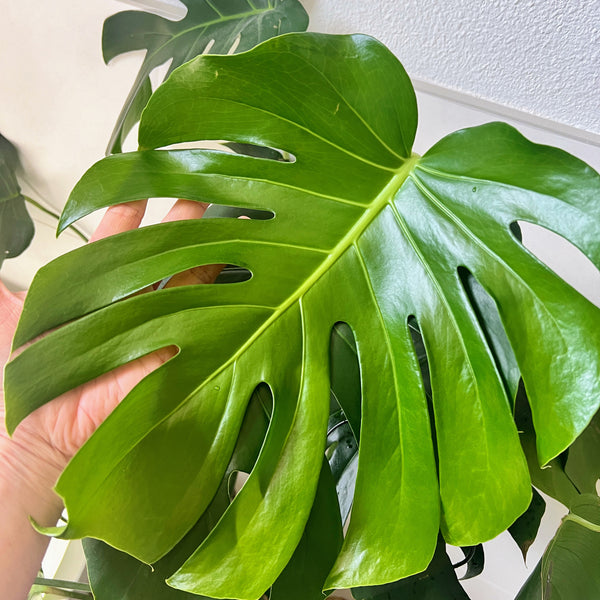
[[409, 171, 569, 356]]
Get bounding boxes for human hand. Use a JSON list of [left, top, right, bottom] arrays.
[[1, 199, 222, 481], [0, 199, 221, 598]]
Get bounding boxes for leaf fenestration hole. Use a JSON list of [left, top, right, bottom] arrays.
[[225, 142, 296, 163], [328, 322, 361, 525], [203, 204, 274, 220], [407, 316, 439, 472], [202, 38, 216, 55], [457, 266, 519, 405], [228, 471, 249, 500], [153, 263, 252, 289], [227, 34, 241, 55], [157, 140, 296, 163], [149, 57, 174, 92], [513, 220, 600, 308], [226, 382, 273, 501], [136, 197, 274, 224], [329, 322, 361, 441]]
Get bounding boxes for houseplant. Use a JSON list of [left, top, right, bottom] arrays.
[[4, 27, 599, 600]]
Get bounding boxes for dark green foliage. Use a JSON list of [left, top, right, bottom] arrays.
[[0, 134, 34, 268], [103, 0, 309, 153], [516, 495, 600, 599]]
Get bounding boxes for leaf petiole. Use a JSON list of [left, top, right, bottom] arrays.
[[563, 513, 600, 532], [23, 196, 88, 242], [31, 576, 92, 599]]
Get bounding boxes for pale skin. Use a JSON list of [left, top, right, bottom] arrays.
[[0, 199, 223, 600]]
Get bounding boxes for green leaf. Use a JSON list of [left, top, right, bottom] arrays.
[[516, 494, 600, 599], [269, 458, 343, 600], [565, 409, 600, 495], [329, 322, 362, 439], [6, 32, 600, 596], [456, 545, 484, 580], [461, 270, 521, 403], [85, 385, 342, 600], [514, 385, 579, 507], [0, 134, 34, 267], [352, 537, 470, 600], [84, 384, 272, 600], [103, 0, 309, 153], [509, 488, 546, 561]]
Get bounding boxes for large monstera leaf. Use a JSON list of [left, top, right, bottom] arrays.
[[103, 0, 308, 153], [6, 33, 600, 598]]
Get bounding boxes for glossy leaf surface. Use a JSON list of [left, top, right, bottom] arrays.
[[6, 33, 600, 596], [84, 383, 341, 600], [84, 385, 271, 600], [0, 134, 34, 267], [352, 537, 469, 600], [103, 0, 308, 153]]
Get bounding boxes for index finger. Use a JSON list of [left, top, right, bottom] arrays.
[[90, 200, 148, 242]]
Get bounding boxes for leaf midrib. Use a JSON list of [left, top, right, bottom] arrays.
[[57, 157, 417, 532], [145, 159, 416, 421], [142, 159, 416, 445], [214, 157, 419, 385]]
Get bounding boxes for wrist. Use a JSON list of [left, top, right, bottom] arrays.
[[0, 430, 65, 524], [0, 432, 64, 600]]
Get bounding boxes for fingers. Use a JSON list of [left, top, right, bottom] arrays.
[[164, 264, 225, 288], [90, 199, 148, 242], [161, 199, 210, 223], [91, 198, 224, 287], [159, 199, 225, 287]]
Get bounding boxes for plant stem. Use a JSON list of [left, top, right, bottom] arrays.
[[23, 196, 88, 242], [563, 513, 600, 532], [30, 589, 91, 600], [33, 577, 91, 592], [31, 577, 92, 600]]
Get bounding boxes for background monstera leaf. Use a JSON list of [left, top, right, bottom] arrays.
[[0, 134, 34, 268], [103, 0, 308, 154], [6, 33, 600, 598], [516, 494, 600, 599]]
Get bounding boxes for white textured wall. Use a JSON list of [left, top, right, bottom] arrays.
[[304, 0, 600, 136]]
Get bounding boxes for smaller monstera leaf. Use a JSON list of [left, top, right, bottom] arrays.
[[516, 494, 600, 600], [6, 33, 600, 598], [103, 0, 308, 154], [0, 134, 34, 267]]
